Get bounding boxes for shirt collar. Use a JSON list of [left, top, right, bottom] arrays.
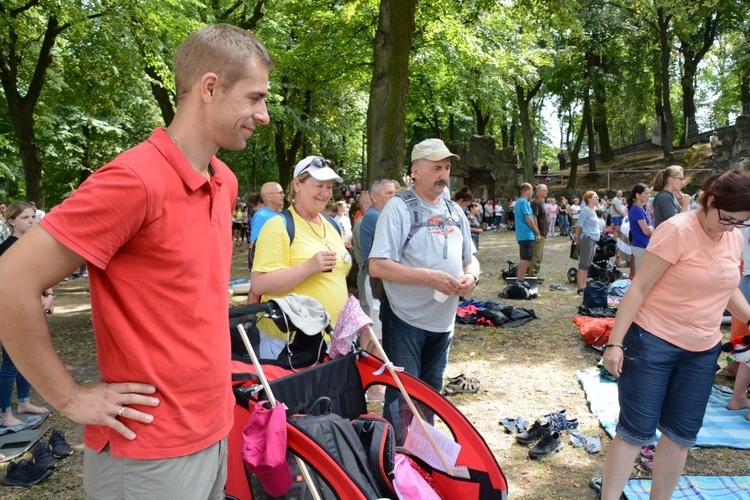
[[149, 128, 224, 191]]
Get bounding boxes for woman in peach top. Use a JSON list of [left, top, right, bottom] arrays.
[[599, 170, 750, 500]]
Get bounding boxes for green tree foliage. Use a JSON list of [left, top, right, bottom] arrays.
[[1, 0, 747, 205]]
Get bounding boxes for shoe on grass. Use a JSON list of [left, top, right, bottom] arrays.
[[31, 442, 56, 470], [49, 429, 73, 458], [2, 459, 54, 487], [529, 428, 563, 458], [516, 419, 546, 445]]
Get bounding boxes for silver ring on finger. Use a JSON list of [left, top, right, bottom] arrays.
[[118, 405, 126, 417]]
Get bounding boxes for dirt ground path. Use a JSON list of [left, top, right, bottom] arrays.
[[3, 229, 747, 498]]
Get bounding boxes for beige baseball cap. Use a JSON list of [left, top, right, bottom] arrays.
[[411, 138, 460, 162]]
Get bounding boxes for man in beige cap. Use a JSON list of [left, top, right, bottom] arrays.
[[369, 138, 480, 435]]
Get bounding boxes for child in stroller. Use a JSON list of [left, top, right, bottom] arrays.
[[567, 233, 623, 285]]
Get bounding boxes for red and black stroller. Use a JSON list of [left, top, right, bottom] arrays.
[[225, 296, 508, 500]]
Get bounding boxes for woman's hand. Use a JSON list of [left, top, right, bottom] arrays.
[[308, 250, 338, 273], [602, 346, 625, 379]]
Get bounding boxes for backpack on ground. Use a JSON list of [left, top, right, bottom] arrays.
[[582, 281, 608, 309], [500, 281, 530, 300]]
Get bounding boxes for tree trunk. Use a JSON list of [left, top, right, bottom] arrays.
[[678, 12, 720, 143], [516, 81, 542, 183], [584, 89, 597, 174], [469, 99, 490, 135], [274, 87, 310, 189], [586, 50, 614, 162], [657, 7, 674, 157], [145, 64, 175, 126], [365, 0, 417, 185], [566, 103, 589, 190], [742, 65, 750, 114], [0, 15, 65, 209]]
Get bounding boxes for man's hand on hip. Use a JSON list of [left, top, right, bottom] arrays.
[[61, 381, 160, 440]]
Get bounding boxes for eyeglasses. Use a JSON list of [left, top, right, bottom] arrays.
[[298, 156, 333, 176], [672, 176, 685, 181], [716, 207, 750, 228]]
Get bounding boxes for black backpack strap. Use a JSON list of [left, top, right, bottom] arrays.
[[280, 209, 296, 244]]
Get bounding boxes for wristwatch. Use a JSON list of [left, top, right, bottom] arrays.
[[468, 273, 479, 286]]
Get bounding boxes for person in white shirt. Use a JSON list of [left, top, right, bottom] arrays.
[[494, 200, 504, 228]]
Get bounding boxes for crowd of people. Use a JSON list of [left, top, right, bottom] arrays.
[[0, 21, 747, 500]]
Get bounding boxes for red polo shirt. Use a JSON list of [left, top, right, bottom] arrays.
[[41, 128, 237, 459]]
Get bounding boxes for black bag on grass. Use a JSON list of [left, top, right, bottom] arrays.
[[500, 281, 530, 300], [582, 281, 608, 309]]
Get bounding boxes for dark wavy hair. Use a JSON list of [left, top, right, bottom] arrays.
[[628, 183, 649, 210], [697, 170, 750, 214]]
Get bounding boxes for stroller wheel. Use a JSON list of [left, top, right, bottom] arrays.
[[567, 268, 577, 283], [598, 272, 612, 285]]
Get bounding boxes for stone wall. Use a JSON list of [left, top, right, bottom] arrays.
[[706, 114, 749, 171], [448, 135, 519, 201]]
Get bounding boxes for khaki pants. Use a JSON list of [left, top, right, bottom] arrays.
[[528, 236, 546, 277], [84, 437, 227, 500]]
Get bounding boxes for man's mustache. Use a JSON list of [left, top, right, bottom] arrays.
[[434, 180, 447, 187]]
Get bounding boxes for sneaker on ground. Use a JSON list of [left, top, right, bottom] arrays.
[[49, 430, 73, 458], [516, 419, 546, 445], [529, 428, 563, 459], [31, 442, 56, 470], [2, 459, 54, 487]]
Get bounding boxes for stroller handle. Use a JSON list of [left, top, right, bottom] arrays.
[[229, 302, 278, 319]]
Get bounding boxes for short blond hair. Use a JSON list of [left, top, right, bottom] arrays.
[[174, 24, 274, 103]]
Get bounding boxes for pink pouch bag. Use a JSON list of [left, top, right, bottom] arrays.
[[242, 402, 292, 497], [392, 453, 441, 500]]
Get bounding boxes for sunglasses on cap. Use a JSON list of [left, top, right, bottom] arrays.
[[298, 157, 333, 176]]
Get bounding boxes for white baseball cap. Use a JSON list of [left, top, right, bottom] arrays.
[[411, 138, 460, 162], [293, 156, 343, 182]]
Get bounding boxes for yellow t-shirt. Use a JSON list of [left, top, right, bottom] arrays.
[[635, 210, 742, 351], [253, 206, 351, 327]]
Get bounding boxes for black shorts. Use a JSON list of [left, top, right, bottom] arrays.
[[518, 240, 534, 261]]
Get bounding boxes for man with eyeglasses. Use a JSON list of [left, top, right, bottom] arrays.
[[248, 182, 285, 265]]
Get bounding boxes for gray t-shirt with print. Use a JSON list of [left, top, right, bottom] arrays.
[[370, 190, 475, 331]]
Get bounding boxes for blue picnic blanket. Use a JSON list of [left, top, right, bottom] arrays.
[[576, 369, 750, 449], [624, 476, 750, 499]]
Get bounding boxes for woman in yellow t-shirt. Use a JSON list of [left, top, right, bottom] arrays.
[[251, 156, 351, 328], [598, 170, 750, 500]]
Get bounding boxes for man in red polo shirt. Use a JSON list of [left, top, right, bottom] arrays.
[[0, 24, 272, 498]]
